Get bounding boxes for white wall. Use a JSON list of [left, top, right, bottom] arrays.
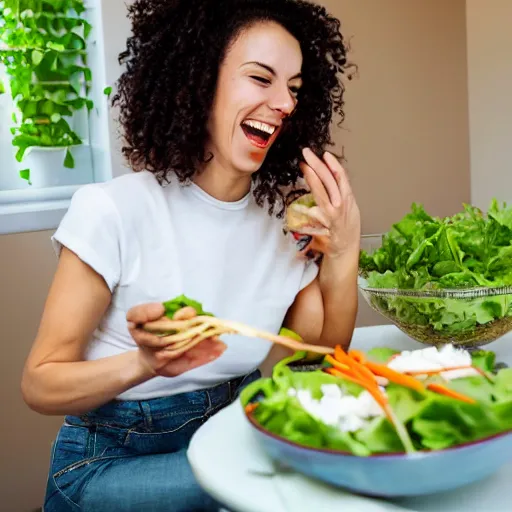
[[466, 0, 512, 210]]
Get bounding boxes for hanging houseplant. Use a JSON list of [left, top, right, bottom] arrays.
[[0, 0, 93, 186]]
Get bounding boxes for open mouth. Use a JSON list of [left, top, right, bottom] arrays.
[[241, 120, 278, 149]]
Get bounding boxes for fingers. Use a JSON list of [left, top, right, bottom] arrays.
[[182, 337, 226, 363], [302, 148, 342, 208], [126, 302, 165, 326], [172, 306, 197, 320], [151, 337, 227, 377], [323, 151, 352, 197], [127, 302, 167, 350], [129, 323, 169, 349], [300, 162, 330, 209]]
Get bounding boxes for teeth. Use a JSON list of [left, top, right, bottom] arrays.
[[243, 120, 276, 135]]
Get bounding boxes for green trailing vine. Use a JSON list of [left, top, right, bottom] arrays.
[[0, 0, 93, 182]]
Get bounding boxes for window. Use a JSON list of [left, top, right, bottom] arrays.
[[0, 0, 114, 234]]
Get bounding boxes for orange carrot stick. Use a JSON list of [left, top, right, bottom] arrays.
[[334, 346, 372, 381], [348, 349, 366, 364], [325, 367, 366, 388], [365, 361, 425, 393], [334, 345, 354, 365], [427, 383, 476, 404], [325, 355, 353, 374], [355, 361, 380, 386]]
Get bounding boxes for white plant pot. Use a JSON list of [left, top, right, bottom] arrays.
[[21, 146, 82, 188]]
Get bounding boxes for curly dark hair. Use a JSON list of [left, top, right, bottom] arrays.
[[113, 0, 354, 216]]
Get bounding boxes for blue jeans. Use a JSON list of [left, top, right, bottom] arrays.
[[44, 371, 260, 511]]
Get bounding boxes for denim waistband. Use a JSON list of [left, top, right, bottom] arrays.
[[65, 370, 260, 430]]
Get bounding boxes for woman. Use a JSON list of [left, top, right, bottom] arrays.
[[22, 0, 361, 510]]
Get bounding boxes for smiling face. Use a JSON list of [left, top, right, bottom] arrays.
[[207, 21, 303, 175]]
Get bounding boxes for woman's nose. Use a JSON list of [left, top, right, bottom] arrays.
[[269, 86, 297, 117]]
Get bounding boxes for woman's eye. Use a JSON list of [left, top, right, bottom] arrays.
[[289, 86, 301, 96], [251, 76, 271, 85]]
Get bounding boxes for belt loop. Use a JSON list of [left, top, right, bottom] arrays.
[[206, 389, 213, 414], [139, 401, 153, 430]]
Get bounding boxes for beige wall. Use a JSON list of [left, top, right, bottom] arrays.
[[466, 0, 512, 210], [324, 0, 471, 326], [0, 1, 471, 509], [0, 230, 59, 511]]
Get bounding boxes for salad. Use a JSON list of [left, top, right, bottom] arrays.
[[358, 199, 512, 341], [241, 345, 512, 456]]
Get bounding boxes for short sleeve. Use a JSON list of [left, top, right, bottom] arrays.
[[299, 260, 319, 291], [51, 185, 122, 292]]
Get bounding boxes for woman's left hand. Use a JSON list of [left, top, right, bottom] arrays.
[[299, 147, 361, 259]]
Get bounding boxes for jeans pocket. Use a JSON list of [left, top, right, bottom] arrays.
[[51, 423, 92, 477], [45, 423, 93, 510]]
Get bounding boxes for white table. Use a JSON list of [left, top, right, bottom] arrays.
[[188, 325, 512, 512]]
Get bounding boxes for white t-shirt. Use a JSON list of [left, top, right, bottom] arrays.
[[52, 171, 318, 400]]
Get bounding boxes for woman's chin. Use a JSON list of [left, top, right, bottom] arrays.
[[234, 152, 268, 174]]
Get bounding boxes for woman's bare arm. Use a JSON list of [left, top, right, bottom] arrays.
[[21, 247, 155, 416]]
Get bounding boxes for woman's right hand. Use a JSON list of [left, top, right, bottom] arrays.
[[127, 303, 227, 378]]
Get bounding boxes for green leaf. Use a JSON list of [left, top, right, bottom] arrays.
[[162, 295, 213, 319], [69, 72, 82, 95], [279, 327, 302, 341], [103, 86, 112, 97], [63, 148, 74, 169], [471, 350, 496, 373], [0, 80, 4, 95], [442, 375, 496, 404], [366, 347, 399, 363], [355, 416, 404, 453], [46, 42, 66, 52], [492, 400, 512, 430], [83, 20, 92, 40], [19, 169, 30, 182], [31, 50, 44, 66], [494, 368, 512, 402]]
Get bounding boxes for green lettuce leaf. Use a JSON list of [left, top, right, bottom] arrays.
[[354, 416, 404, 453], [366, 347, 400, 363], [471, 350, 496, 372], [494, 368, 512, 402], [162, 294, 213, 318], [411, 398, 503, 450]]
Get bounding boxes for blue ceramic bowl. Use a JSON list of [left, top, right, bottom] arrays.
[[245, 410, 512, 497]]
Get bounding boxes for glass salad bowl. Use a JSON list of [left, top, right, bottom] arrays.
[[358, 278, 512, 348]]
